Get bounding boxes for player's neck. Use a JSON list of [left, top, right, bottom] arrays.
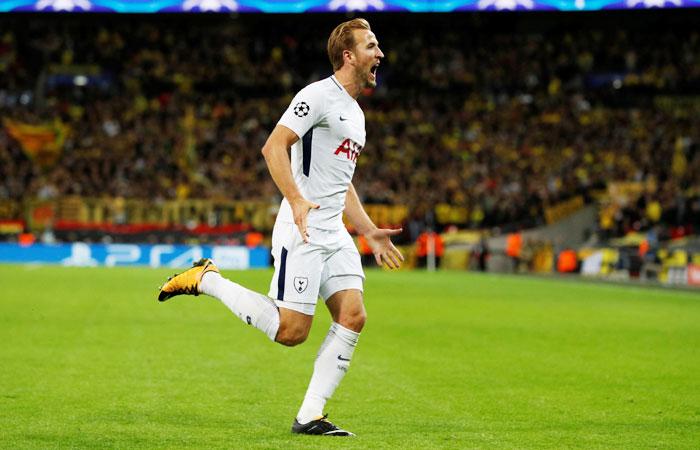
[[333, 70, 361, 99]]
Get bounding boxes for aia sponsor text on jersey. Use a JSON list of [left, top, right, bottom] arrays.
[[334, 138, 363, 163]]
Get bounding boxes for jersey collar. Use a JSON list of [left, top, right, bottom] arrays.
[[329, 75, 355, 100]]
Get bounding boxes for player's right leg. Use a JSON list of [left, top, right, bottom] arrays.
[[157, 220, 321, 345], [157, 257, 219, 302], [276, 307, 313, 346], [202, 269, 316, 345], [267, 221, 325, 344], [157, 258, 282, 341]]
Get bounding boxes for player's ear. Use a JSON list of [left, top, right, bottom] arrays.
[[343, 49, 354, 65]]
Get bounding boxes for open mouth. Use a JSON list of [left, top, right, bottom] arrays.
[[370, 63, 379, 77]]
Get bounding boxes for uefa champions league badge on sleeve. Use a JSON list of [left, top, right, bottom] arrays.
[[293, 102, 310, 118]]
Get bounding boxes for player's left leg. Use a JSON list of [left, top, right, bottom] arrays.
[[292, 288, 364, 436], [292, 227, 365, 436]]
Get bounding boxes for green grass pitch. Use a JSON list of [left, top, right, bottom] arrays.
[[1, 265, 699, 449]]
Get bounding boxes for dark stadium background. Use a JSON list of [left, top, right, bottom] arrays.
[[1, 9, 699, 286]]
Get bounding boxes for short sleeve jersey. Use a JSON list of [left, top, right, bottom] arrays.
[[276, 75, 366, 230]]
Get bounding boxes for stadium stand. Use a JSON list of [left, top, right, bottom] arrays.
[[1, 12, 699, 282]]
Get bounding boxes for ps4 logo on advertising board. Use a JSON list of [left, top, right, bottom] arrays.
[[0, 243, 270, 269]]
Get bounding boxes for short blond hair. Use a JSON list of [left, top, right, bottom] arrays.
[[327, 18, 371, 71]]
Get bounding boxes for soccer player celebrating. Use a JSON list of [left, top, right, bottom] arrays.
[[158, 18, 403, 436]]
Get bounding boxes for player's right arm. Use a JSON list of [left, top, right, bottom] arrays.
[[261, 125, 319, 243]]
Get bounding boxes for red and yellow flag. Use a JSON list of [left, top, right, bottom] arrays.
[[4, 118, 69, 168]]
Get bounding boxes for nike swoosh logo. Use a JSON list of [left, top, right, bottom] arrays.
[[337, 355, 351, 361], [339, 116, 348, 121]]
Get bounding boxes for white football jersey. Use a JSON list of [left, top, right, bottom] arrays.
[[276, 75, 366, 230]]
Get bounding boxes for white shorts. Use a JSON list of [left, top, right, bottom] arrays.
[[267, 221, 364, 316]]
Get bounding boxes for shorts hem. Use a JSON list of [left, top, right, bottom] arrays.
[[320, 275, 364, 301], [275, 300, 317, 316]]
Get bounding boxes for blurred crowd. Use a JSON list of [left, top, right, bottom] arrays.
[[1, 14, 699, 237]]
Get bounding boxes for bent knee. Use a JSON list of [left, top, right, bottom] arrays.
[[277, 334, 308, 347], [275, 308, 313, 346], [338, 310, 366, 333], [275, 324, 310, 347]]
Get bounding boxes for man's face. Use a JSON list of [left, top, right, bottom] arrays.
[[350, 29, 384, 89]]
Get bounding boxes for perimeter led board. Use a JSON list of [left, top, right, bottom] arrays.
[[1, 0, 698, 12]]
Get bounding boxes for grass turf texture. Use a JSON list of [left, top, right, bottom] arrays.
[[1, 265, 698, 449]]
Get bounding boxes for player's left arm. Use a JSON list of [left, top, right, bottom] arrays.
[[344, 182, 404, 269]]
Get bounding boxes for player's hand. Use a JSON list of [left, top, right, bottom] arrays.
[[364, 228, 404, 269], [290, 196, 320, 243]]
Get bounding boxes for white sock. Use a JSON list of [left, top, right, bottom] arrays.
[[296, 322, 359, 424], [200, 272, 280, 342]]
